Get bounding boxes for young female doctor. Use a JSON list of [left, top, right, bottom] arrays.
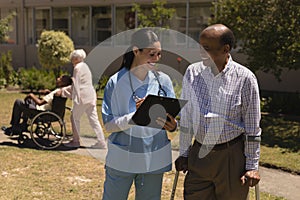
[[102, 29, 177, 200]]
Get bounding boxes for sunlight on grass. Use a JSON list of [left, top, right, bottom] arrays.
[[260, 145, 300, 174], [0, 90, 297, 199], [0, 146, 104, 199], [0, 91, 25, 126], [0, 146, 286, 200]]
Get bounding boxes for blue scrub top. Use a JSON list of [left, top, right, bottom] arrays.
[[102, 67, 175, 174]]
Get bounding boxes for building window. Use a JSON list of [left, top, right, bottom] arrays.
[[168, 3, 187, 44], [114, 6, 135, 46], [116, 6, 135, 34], [134, 3, 177, 28], [92, 6, 112, 45], [26, 8, 34, 44], [0, 8, 17, 44], [52, 7, 69, 35], [35, 8, 50, 41], [71, 7, 90, 45], [188, 3, 212, 45]]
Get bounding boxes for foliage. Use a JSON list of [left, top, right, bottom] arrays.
[[95, 75, 109, 93], [211, 0, 300, 80], [8, 70, 20, 86], [132, 0, 175, 28], [37, 30, 74, 76], [0, 78, 6, 88], [19, 67, 57, 91], [261, 91, 300, 115], [0, 12, 16, 43], [0, 50, 14, 87], [172, 79, 182, 99]]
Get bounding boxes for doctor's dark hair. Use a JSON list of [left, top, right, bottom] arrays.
[[120, 29, 159, 70]]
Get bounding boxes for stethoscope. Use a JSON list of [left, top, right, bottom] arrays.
[[129, 70, 167, 102]]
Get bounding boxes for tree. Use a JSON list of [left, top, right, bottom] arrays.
[[37, 30, 74, 77], [0, 12, 16, 87], [132, 0, 175, 28], [211, 0, 300, 80], [0, 51, 13, 87], [0, 12, 16, 43]]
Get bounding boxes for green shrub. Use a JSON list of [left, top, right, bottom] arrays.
[[19, 67, 56, 91], [0, 50, 13, 87], [172, 79, 182, 98], [96, 75, 109, 92], [8, 70, 20, 86], [0, 12, 16, 43], [261, 90, 300, 115], [0, 78, 6, 88], [37, 30, 74, 77]]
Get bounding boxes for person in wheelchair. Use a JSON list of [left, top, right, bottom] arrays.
[[2, 75, 72, 136]]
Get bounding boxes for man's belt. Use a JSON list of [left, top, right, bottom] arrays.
[[195, 134, 244, 151]]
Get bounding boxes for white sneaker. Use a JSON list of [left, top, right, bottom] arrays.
[[91, 140, 107, 149]]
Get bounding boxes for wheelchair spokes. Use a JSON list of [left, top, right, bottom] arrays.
[[30, 112, 66, 150], [34, 122, 47, 138]]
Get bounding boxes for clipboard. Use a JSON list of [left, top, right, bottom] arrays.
[[129, 94, 188, 129]]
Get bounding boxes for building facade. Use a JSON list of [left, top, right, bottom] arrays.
[[0, 0, 212, 68], [0, 0, 299, 92]]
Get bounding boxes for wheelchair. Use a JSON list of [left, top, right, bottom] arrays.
[[17, 96, 68, 150]]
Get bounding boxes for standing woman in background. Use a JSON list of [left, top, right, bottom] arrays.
[[102, 29, 177, 200], [59, 49, 107, 149]]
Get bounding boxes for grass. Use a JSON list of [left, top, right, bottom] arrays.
[[261, 114, 300, 152], [260, 146, 300, 174], [260, 115, 300, 174], [0, 90, 297, 199], [0, 146, 104, 199], [0, 146, 285, 200]]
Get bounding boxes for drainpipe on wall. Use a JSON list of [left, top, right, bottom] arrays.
[[21, 0, 26, 68]]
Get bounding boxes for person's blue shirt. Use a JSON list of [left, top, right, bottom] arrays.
[[102, 67, 175, 174]]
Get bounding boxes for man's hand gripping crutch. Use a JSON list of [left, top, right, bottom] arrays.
[[170, 155, 188, 200], [241, 135, 261, 200]]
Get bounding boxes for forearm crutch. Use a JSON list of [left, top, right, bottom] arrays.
[[245, 134, 261, 200], [255, 183, 260, 200], [170, 171, 179, 200]]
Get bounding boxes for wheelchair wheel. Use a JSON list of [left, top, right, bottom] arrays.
[[18, 134, 29, 145], [30, 111, 66, 150]]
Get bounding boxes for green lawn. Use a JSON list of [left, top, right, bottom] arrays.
[[260, 114, 300, 174], [0, 146, 285, 200], [1, 90, 298, 199]]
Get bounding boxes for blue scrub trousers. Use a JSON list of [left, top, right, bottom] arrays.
[[102, 167, 164, 200]]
